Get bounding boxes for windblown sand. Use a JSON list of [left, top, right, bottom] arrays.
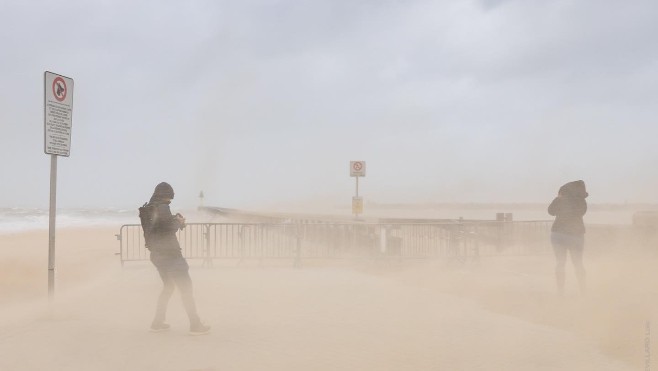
[[0, 226, 655, 370]]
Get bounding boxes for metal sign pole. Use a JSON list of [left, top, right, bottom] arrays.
[[354, 176, 360, 218], [48, 154, 57, 302], [44, 71, 73, 304], [350, 161, 365, 219]]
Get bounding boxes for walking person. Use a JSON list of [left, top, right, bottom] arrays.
[[144, 182, 210, 334], [548, 180, 588, 296]]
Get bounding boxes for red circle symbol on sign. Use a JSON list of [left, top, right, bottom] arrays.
[[353, 162, 362, 171], [52, 77, 67, 102]]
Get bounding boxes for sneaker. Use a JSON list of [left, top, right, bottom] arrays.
[[189, 323, 211, 335], [150, 322, 171, 333]]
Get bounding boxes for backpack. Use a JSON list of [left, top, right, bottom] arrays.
[[138, 202, 157, 249]]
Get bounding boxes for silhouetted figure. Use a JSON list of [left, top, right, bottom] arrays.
[[146, 182, 210, 334], [548, 180, 588, 295]]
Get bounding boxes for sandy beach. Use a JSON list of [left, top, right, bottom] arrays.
[[0, 225, 655, 370]]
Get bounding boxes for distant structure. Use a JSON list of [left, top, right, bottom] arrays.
[[198, 191, 204, 208]]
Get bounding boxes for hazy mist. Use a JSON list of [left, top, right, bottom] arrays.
[[1, 0, 657, 209]]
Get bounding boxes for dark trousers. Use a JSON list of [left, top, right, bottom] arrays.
[[551, 232, 586, 294], [151, 253, 201, 326]]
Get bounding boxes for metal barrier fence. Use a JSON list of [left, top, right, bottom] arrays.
[[116, 221, 552, 266]]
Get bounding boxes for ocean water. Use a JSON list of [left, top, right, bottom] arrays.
[[0, 208, 139, 234], [0, 208, 223, 234], [0, 204, 644, 235]]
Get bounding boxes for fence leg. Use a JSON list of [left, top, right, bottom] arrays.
[[293, 226, 302, 268], [237, 227, 245, 266], [471, 231, 480, 263], [203, 224, 213, 268], [115, 232, 124, 269]]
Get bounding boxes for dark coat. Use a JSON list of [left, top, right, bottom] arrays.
[[548, 180, 588, 235], [148, 201, 184, 252]]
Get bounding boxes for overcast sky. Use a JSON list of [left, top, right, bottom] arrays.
[[1, 0, 657, 209]]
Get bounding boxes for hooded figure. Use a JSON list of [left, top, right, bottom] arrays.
[[146, 182, 210, 335], [150, 181, 175, 202], [549, 180, 588, 235], [147, 182, 183, 253], [548, 180, 588, 295]]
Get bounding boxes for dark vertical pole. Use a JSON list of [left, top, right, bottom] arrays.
[[354, 176, 360, 219], [48, 154, 57, 302]]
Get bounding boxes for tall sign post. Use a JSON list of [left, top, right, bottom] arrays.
[[44, 71, 74, 302], [349, 161, 366, 218]]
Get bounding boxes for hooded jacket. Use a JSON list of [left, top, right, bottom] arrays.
[[548, 180, 588, 235], [147, 182, 184, 252]]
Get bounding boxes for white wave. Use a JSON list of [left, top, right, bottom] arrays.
[[0, 208, 139, 234]]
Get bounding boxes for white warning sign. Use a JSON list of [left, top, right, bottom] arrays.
[[44, 71, 74, 156], [350, 161, 366, 177]]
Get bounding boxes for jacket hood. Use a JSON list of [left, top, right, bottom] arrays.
[[559, 180, 588, 198], [150, 182, 175, 203]]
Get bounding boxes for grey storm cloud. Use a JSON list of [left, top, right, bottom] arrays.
[[1, 0, 657, 208]]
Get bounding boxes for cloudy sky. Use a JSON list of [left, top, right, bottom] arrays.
[[1, 0, 657, 209]]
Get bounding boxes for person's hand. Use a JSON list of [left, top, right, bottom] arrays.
[[175, 213, 186, 227]]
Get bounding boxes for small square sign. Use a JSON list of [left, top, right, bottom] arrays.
[[350, 161, 366, 177]]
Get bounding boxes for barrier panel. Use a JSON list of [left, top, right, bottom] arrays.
[[116, 221, 552, 266]]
